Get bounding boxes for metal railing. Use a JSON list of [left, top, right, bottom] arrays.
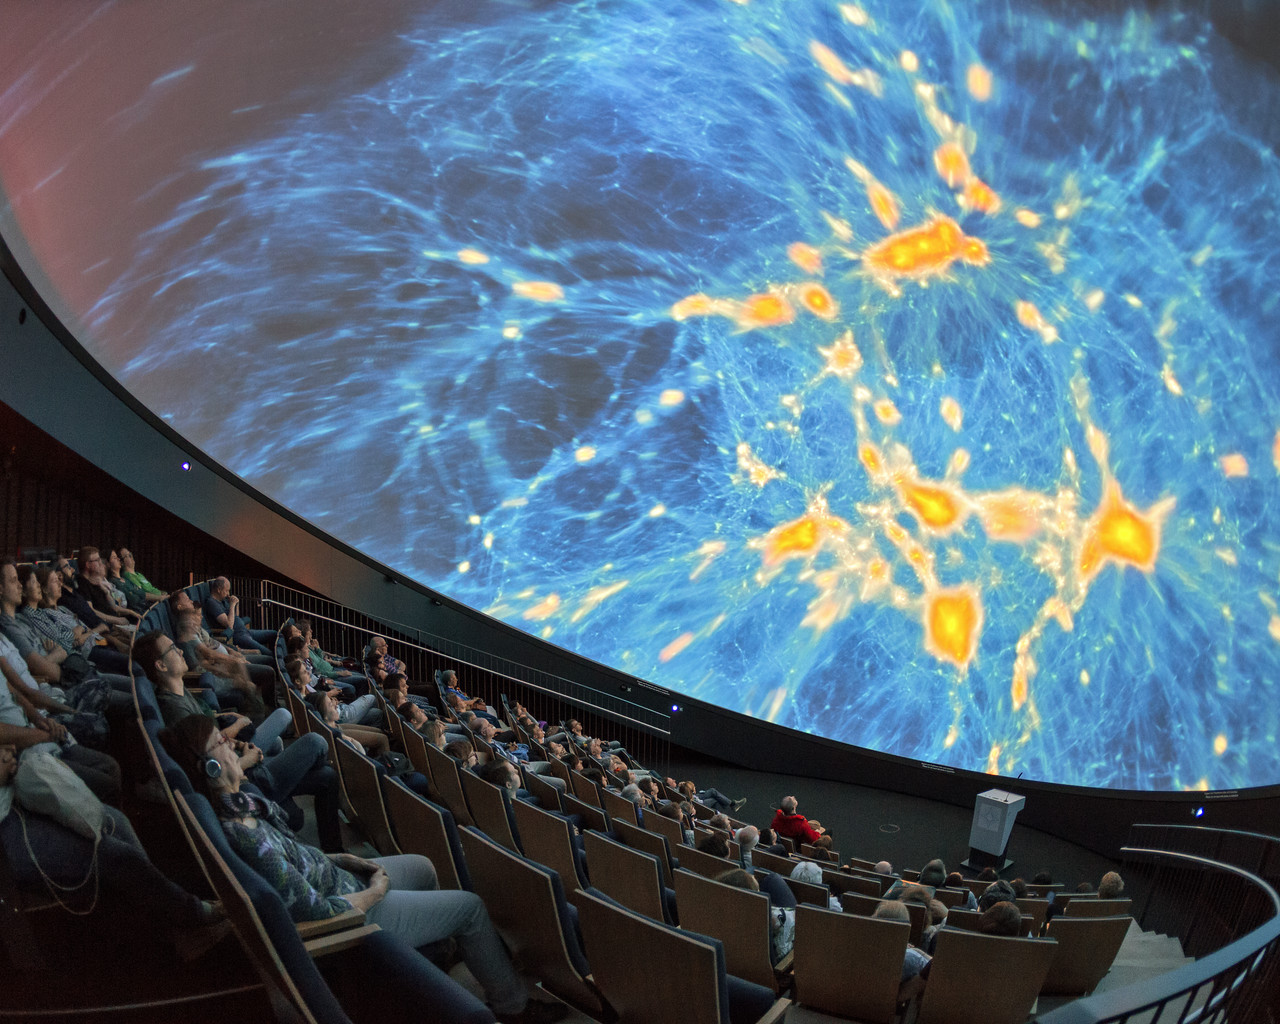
[[1035, 840, 1280, 1023], [256, 580, 674, 772]]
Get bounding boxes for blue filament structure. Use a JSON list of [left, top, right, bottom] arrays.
[[74, 0, 1280, 790]]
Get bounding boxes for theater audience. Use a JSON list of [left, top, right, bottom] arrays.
[[978, 879, 1018, 912], [362, 635, 405, 686], [76, 546, 142, 626], [161, 714, 567, 1024], [885, 857, 946, 900], [944, 871, 979, 910], [294, 616, 362, 684], [790, 859, 843, 910]]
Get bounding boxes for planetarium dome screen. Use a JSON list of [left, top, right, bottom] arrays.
[[2, 0, 1278, 792]]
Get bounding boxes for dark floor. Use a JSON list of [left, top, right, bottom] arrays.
[[662, 747, 1120, 887]]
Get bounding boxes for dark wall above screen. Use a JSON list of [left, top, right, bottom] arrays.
[[2, 0, 1278, 791]]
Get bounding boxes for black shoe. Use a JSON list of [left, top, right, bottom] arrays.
[[731, 797, 748, 812], [495, 998, 570, 1024]]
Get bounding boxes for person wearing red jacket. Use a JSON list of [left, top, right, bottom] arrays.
[[769, 794, 827, 844]]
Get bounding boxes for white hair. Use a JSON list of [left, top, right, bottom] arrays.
[[790, 861, 823, 884]]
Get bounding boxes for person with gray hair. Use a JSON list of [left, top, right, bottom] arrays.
[[737, 825, 760, 867], [790, 860, 843, 911]]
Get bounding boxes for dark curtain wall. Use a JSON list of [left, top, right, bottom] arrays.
[[0, 400, 293, 590]]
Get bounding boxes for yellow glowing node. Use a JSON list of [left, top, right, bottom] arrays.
[[985, 743, 1002, 775], [940, 396, 963, 432], [523, 593, 561, 621], [457, 561, 470, 573], [1270, 615, 1280, 642], [457, 248, 490, 265], [933, 142, 970, 189], [819, 331, 863, 379], [873, 399, 901, 425], [1015, 208, 1042, 228], [512, 280, 564, 302], [1079, 481, 1164, 581], [659, 632, 694, 663], [575, 446, 596, 464], [671, 292, 715, 320], [1273, 429, 1280, 473], [1080, 670, 1090, 686], [859, 444, 883, 475], [1012, 662, 1028, 709], [867, 182, 900, 230], [787, 242, 823, 275], [659, 389, 685, 407], [962, 177, 1001, 215], [1220, 453, 1249, 478], [762, 510, 849, 566], [862, 215, 989, 285], [1214, 733, 1228, 756], [1084, 289, 1105, 312], [736, 292, 795, 330], [902, 481, 964, 531], [924, 586, 983, 669], [840, 3, 869, 26], [648, 504, 666, 517], [967, 63, 993, 101], [797, 283, 839, 320], [899, 50, 919, 72]]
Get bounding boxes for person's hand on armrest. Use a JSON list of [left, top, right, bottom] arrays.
[[341, 866, 389, 914]]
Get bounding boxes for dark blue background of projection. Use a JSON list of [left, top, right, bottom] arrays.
[[2, 0, 1279, 791]]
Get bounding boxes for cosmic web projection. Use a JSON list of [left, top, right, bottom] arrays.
[[4, 0, 1280, 790]]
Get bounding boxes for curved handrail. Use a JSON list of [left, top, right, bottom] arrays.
[[1035, 848, 1280, 1023]]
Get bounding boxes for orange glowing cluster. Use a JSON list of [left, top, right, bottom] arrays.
[[762, 509, 850, 566], [787, 242, 824, 275], [901, 481, 966, 533], [737, 292, 795, 330], [862, 215, 989, 287], [796, 282, 839, 320], [924, 586, 983, 669], [1079, 481, 1163, 581]]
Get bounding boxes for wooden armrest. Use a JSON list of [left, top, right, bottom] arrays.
[[757, 997, 791, 1024], [773, 950, 794, 977], [304, 923, 380, 957], [295, 907, 367, 940]]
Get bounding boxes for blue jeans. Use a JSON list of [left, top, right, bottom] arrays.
[[364, 854, 528, 1014]]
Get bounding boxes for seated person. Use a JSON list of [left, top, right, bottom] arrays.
[[447, 691, 501, 729], [362, 635, 405, 688], [1097, 870, 1125, 899], [756, 827, 788, 856], [286, 636, 357, 699], [75, 546, 142, 627], [399, 705, 450, 750], [201, 576, 274, 656], [885, 858, 947, 900], [306, 688, 389, 759], [0, 640, 121, 804], [769, 794, 826, 844], [791, 860, 843, 910], [873, 900, 931, 1003], [118, 547, 167, 605], [0, 742, 227, 961], [978, 879, 1018, 912], [978, 900, 1023, 936], [294, 616, 366, 688], [944, 871, 979, 910], [444, 738, 479, 769], [383, 672, 434, 713], [53, 556, 129, 652], [174, 607, 268, 720], [161, 714, 567, 1024], [476, 756, 537, 804], [172, 591, 277, 693], [657, 800, 695, 846], [31, 564, 136, 680], [717, 867, 794, 963], [673, 777, 746, 814], [104, 548, 152, 613]]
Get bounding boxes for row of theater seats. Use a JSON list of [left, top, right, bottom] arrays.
[[125, 591, 1137, 1024]]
